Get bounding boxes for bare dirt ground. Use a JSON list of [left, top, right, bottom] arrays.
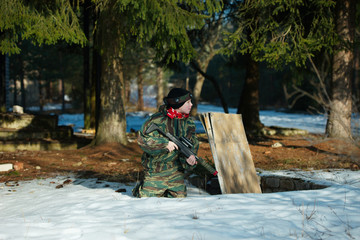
[[1, 132, 359, 183]]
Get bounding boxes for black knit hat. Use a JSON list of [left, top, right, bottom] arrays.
[[163, 88, 192, 109]]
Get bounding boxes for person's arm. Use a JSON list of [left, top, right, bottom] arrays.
[[137, 120, 169, 156], [186, 120, 199, 155], [180, 119, 199, 167]]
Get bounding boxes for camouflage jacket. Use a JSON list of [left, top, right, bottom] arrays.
[[137, 105, 199, 173]]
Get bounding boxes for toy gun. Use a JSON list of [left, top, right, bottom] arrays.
[[145, 123, 218, 176]]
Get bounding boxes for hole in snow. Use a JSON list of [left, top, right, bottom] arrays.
[[189, 175, 328, 195]]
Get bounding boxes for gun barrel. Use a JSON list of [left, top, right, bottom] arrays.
[[196, 156, 218, 176]]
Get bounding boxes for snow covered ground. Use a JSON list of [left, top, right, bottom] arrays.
[[1, 170, 359, 240], [3, 102, 359, 239]]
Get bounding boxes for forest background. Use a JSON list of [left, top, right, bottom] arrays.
[[0, 0, 359, 146]]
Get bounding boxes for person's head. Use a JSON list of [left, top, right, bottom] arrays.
[[163, 88, 193, 114]]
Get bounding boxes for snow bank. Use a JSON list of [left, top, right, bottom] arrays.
[[1, 170, 359, 240]]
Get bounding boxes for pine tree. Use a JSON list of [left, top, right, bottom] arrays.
[[223, 0, 337, 133], [91, 0, 221, 145], [1, 0, 221, 144], [0, 0, 86, 55]]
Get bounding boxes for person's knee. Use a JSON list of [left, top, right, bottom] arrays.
[[163, 189, 187, 198], [139, 186, 163, 197]]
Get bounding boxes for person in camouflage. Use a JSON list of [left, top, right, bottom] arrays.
[[133, 88, 199, 198]]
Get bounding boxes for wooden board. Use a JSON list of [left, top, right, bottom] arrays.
[[200, 112, 261, 194]]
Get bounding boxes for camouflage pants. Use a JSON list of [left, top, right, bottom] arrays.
[[133, 167, 186, 198]]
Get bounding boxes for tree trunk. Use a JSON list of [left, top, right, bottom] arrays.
[[92, 10, 127, 145], [192, 72, 205, 115], [124, 74, 130, 106], [156, 67, 164, 108], [45, 79, 51, 103], [0, 54, 10, 112], [59, 52, 65, 112], [60, 78, 65, 112], [136, 61, 144, 111], [20, 60, 26, 110], [354, 44, 359, 112], [185, 64, 190, 90], [38, 79, 44, 112], [326, 0, 355, 139], [94, 54, 127, 145], [90, 10, 100, 130], [83, 0, 91, 129], [0, 54, 5, 112], [237, 55, 263, 133], [91, 49, 101, 131], [191, 59, 210, 116], [13, 78, 17, 105], [190, 61, 229, 114]]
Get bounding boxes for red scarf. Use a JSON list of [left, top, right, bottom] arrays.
[[166, 107, 189, 119]]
